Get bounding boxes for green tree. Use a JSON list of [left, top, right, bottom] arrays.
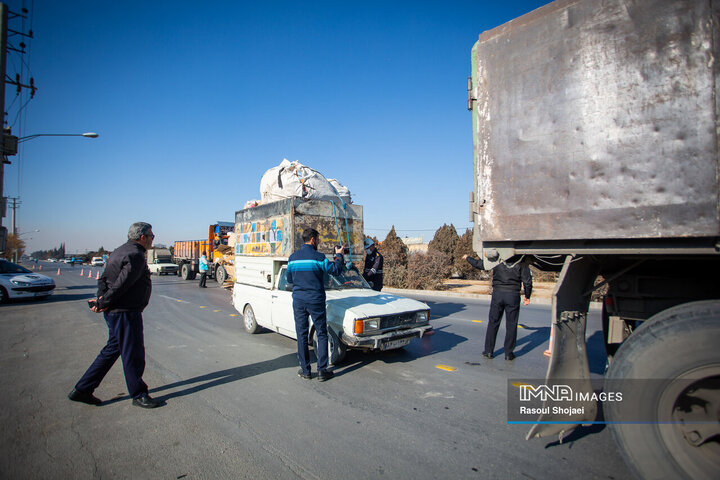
[[428, 224, 459, 263], [453, 228, 487, 280], [380, 226, 408, 288]]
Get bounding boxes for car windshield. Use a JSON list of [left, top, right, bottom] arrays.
[[0, 260, 32, 274], [277, 265, 372, 291], [323, 266, 371, 290]]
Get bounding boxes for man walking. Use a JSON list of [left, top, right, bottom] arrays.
[[68, 222, 161, 408], [198, 251, 209, 288], [464, 254, 532, 360], [362, 237, 384, 291], [286, 228, 344, 381]]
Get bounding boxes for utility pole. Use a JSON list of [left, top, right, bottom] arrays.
[[0, 3, 7, 253]]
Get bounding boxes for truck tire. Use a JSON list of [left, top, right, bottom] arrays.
[[243, 304, 261, 334], [604, 300, 720, 480], [216, 265, 227, 284], [312, 327, 346, 366], [180, 263, 192, 280], [188, 271, 197, 280]]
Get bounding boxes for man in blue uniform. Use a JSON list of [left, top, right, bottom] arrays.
[[286, 228, 344, 381]]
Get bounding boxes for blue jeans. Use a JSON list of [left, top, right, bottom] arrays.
[[75, 311, 149, 398], [292, 297, 329, 374]]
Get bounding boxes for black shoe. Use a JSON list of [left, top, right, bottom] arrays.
[[482, 352, 493, 359], [298, 369, 312, 380], [132, 393, 161, 409], [318, 370, 334, 382], [68, 388, 102, 406], [505, 352, 515, 361]]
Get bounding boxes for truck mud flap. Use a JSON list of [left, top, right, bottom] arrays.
[[527, 255, 600, 442]]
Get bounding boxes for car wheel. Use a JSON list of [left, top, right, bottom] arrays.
[[243, 304, 261, 334], [0, 286, 8, 304], [216, 265, 227, 284], [312, 328, 346, 366]]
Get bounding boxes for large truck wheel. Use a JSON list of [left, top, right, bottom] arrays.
[[216, 265, 227, 284], [180, 263, 191, 280], [604, 300, 720, 480], [188, 271, 197, 280], [243, 304, 261, 334], [312, 328, 346, 366]]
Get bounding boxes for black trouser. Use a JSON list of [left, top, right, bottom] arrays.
[[75, 311, 148, 398], [198, 271, 207, 287], [485, 290, 521, 355]]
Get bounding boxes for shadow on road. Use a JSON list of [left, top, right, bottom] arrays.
[[103, 353, 299, 405], [334, 324, 467, 377], [506, 325, 551, 358], [543, 399, 608, 448], [424, 300, 468, 318]]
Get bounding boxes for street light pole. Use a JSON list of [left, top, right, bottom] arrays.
[[17, 132, 99, 143]]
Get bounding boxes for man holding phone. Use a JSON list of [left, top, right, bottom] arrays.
[[68, 222, 161, 409]]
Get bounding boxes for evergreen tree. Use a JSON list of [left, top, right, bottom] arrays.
[[380, 226, 408, 288], [428, 224, 459, 273]]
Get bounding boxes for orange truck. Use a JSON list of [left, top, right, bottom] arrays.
[[173, 222, 234, 282]]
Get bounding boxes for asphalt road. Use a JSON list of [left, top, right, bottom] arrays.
[[0, 261, 632, 479]]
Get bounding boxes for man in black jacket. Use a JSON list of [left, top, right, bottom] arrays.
[[464, 254, 532, 360], [68, 222, 161, 408]]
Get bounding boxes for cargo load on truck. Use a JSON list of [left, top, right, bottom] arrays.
[[259, 159, 353, 205], [468, 1, 720, 478]]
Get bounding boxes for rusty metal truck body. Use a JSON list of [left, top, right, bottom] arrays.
[[469, 1, 719, 478]]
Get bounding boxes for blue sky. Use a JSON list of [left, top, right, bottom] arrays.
[[3, 0, 549, 254]]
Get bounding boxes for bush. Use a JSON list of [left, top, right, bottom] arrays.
[[380, 226, 408, 288], [406, 250, 451, 290]]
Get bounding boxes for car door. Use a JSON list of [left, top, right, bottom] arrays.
[[270, 266, 297, 338]]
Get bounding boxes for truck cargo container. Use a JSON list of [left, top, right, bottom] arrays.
[[173, 222, 234, 281], [468, 1, 720, 478]]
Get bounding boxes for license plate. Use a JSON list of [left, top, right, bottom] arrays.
[[380, 338, 411, 351]]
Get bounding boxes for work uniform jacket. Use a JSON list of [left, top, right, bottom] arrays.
[[286, 244, 344, 304], [363, 250, 384, 291], [467, 256, 532, 299], [97, 241, 152, 312]]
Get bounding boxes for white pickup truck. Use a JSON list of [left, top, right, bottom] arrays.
[[146, 248, 179, 276], [232, 257, 432, 365]]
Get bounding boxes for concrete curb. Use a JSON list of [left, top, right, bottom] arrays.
[[383, 287, 602, 310]]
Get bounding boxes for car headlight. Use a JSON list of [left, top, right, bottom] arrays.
[[11, 280, 30, 287], [415, 310, 430, 324], [354, 317, 380, 334]]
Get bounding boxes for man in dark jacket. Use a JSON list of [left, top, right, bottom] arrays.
[[68, 222, 161, 408], [362, 237, 383, 291], [286, 228, 344, 381], [464, 254, 532, 360]]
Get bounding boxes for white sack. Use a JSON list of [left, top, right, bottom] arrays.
[[327, 178, 352, 204], [260, 159, 352, 204]]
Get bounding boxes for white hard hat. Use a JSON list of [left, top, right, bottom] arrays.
[[363, 238, 375, 249]]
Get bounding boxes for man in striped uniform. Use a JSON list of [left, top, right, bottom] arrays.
[[286, 228, 345, 381]]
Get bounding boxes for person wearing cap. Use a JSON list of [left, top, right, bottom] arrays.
[[463, 254, 532, 361], [363, 238, 384, 291]]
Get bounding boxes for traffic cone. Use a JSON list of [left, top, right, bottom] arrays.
[[39, 265, 42, 270], [88, 270, 92, 278], [543, 325, 555, 357], [31, 265, 35, 270], [57, 268, 61, 276], [95, 271, 100, 280], [80, 268, 84, 276]]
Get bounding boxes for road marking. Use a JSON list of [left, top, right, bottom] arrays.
[[511, 382, 532, 388], [229, 314, 238, 317], [435, 364, 457, 372], [213, 309, 221, 312], [199, 306, 207, 309], [518, 325, 525, 329], [471, 320, 484, 323]]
